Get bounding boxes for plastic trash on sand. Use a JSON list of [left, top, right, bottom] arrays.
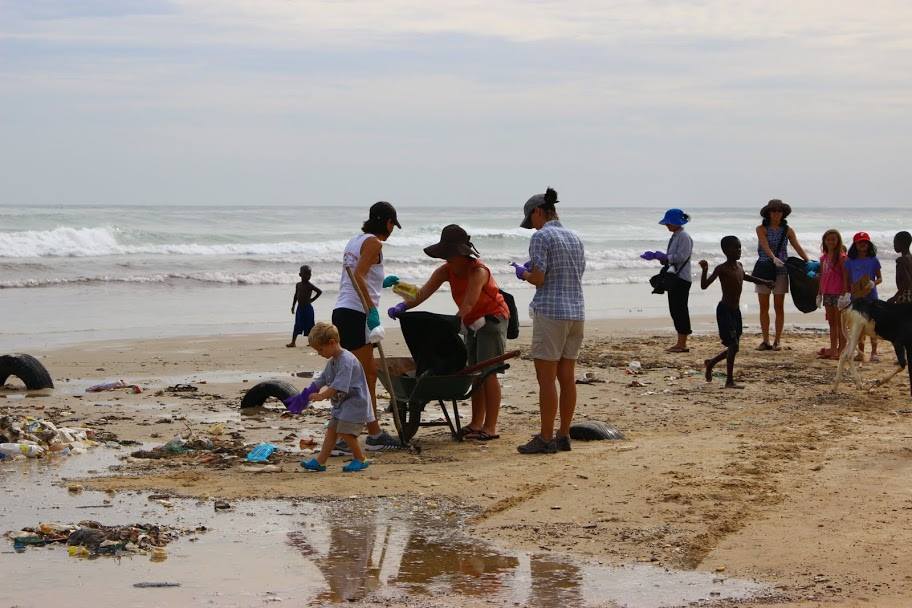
[[86, 380, 142, 393], [626, 361, 642, 375], [246, 443, 278, 463], [0, 443, 45, 459]]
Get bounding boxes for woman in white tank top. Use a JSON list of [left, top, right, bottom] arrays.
[[331, 202, 401, 449]]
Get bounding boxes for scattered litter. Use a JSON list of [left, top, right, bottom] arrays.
[[207, 423, 226, 436], [86, 380, 142, 394], [626, 361, 642, 375], [6, 520, 200, 557], [627, 380, 646, 388], [575, 371, 605, 385], [165, 384, 198, 393], [214, 500, 231, 511], [294, 371, 314, 378], [240, 464, 281, 473], [134, 582, 180, 588], [298, 434, 318, 449], [246, 442, 278, 463], [0, 416, 105, 460]]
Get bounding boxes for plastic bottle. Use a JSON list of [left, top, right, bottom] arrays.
[[392, 281, 419, 302], [0, 443, 45, 458]]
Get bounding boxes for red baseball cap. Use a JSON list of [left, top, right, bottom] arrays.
[[852, 231, 871, 243]]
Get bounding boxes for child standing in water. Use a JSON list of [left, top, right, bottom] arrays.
[[699, 236, 773, 389], [287, 265, 322, 348], [817, 229, 848, 360], [888, 231, 912, 304], [843, 232, 882, 362]]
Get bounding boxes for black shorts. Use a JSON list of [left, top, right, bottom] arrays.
[[332, 308, 368, 351], [716, 302, 742, 347]]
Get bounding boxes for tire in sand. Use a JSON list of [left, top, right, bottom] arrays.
[[0, 354, 54, 390], [569, 420, 624, 441], [240, 380, 299, 409]]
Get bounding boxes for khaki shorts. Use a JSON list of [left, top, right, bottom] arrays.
[[466, 317, 507, 369], [755, 273, 789, 295], [531, 314, 584, 361], [328, 417, 365, 436]]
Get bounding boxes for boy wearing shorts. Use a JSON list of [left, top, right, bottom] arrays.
[[300, 322, 374, 472], [699, 236, 774, 388]]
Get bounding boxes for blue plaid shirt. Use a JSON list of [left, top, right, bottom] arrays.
[[529, 220, 586, 320]]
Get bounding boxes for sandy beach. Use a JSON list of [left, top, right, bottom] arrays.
[[3, 317, 910, 607]]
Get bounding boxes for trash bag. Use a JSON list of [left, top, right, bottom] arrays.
[[398, 312, 467, 375], [786, 257, 820, 313]]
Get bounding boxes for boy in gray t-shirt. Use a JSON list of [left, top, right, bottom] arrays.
[[300, 322, 375, 472]]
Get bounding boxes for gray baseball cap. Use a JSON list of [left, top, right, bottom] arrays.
[[520, 188, 558, 229]]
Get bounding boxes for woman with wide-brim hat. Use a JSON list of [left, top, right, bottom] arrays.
[[754, 199, 809, 350], [387, 224, 510, 441]]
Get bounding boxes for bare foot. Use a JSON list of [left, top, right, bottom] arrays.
[[724, 382, 745, 390], [704, 359, 713, 382]]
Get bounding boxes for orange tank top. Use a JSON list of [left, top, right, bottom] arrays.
[[447, 259, 509, 326]]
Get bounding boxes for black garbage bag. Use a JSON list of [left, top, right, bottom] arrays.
[[786, 256, 820, 313], [398, 312, 467, 375]]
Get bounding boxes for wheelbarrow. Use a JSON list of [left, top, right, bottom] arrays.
[[377, 311, 519, 443]]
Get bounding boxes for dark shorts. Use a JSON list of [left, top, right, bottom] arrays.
[[716, 302, 742, 347], [332, 308, 368, 351], [293, 304, 315, 337]]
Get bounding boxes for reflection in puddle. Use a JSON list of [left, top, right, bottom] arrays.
[[287, 501, 768, 607], [0, 453, 769, 607]]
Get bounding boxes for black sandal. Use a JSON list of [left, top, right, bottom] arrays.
[[756, 342, 773, 351], [456, 426, 482, 442]]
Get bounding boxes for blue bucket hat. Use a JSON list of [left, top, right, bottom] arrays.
[[658, 208, 689, 226]]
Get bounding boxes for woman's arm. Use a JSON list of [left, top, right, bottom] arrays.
[[788, 227, 809, 261], [456, 266, 487, 318], [874, 267, 883, 285], [409, 265, 449, 309], [354, 237, 383, 306], [756, 225, 775, 259]]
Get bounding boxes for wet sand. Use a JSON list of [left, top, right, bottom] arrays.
[[3, 317, 911, 607]]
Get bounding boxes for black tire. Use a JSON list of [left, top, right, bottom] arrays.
[[397, 400, 423, 443], [240, 380, 299, 409], [569, 420, 624, 441], [0, 354, 54, 390]]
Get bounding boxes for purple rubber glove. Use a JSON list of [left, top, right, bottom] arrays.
[[510, 261, 532, 280], [283, 383, 317, 414], [387, 301, 409, 320], [640, 250, 668, 263]]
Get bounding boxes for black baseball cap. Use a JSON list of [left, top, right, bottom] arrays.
[[369, 201, 401, 229]]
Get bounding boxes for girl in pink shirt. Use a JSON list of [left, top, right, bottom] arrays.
[[817, 229, 848, 359]]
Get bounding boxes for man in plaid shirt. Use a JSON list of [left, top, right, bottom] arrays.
[[513, 187, 586, 454]]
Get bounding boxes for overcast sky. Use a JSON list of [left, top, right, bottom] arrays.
[[2, 0, 911, 207]]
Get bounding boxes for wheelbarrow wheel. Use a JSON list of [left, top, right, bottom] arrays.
[[397, 400, 422, 443]]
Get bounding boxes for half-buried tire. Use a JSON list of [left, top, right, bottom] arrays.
[[569, 420, 624, 441], [240, 380, 299, 409], [0, 354, 54, 390]]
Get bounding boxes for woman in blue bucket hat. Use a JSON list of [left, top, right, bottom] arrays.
[[653, 208, 694, 352]]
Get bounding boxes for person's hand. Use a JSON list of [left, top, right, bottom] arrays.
[[773, 257, 785, 268], [698, 260, 708, 270], [653, 251, 668, 264], [283, 383, 317, 414], [291, 306, 295, 314], [382, 275, 400, 288], [510, 262, 530, 280], [816, 294, 823, 309], [388, 302, 408, 320], [366, 307, 381, 330], [764, 279, 775, 288], [837, 293, 851, 309]]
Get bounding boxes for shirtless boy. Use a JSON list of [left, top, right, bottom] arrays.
[[287, 265, 323, 348], [700, 236, 774, 388]]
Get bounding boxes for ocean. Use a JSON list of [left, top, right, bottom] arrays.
[[1, 205, 906, 350]]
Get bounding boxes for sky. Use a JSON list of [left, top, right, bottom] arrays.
[[1, 0, 911, 207]]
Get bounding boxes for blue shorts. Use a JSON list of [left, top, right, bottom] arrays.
[[293, 304, 315, 337]]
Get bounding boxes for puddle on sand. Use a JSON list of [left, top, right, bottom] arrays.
[[1, 452, 769, 607]]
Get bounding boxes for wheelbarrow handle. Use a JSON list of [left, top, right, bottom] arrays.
[[456, 350, 521, 376]]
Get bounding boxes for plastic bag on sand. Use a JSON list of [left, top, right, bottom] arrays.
[[246, 443, 278, 463]]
